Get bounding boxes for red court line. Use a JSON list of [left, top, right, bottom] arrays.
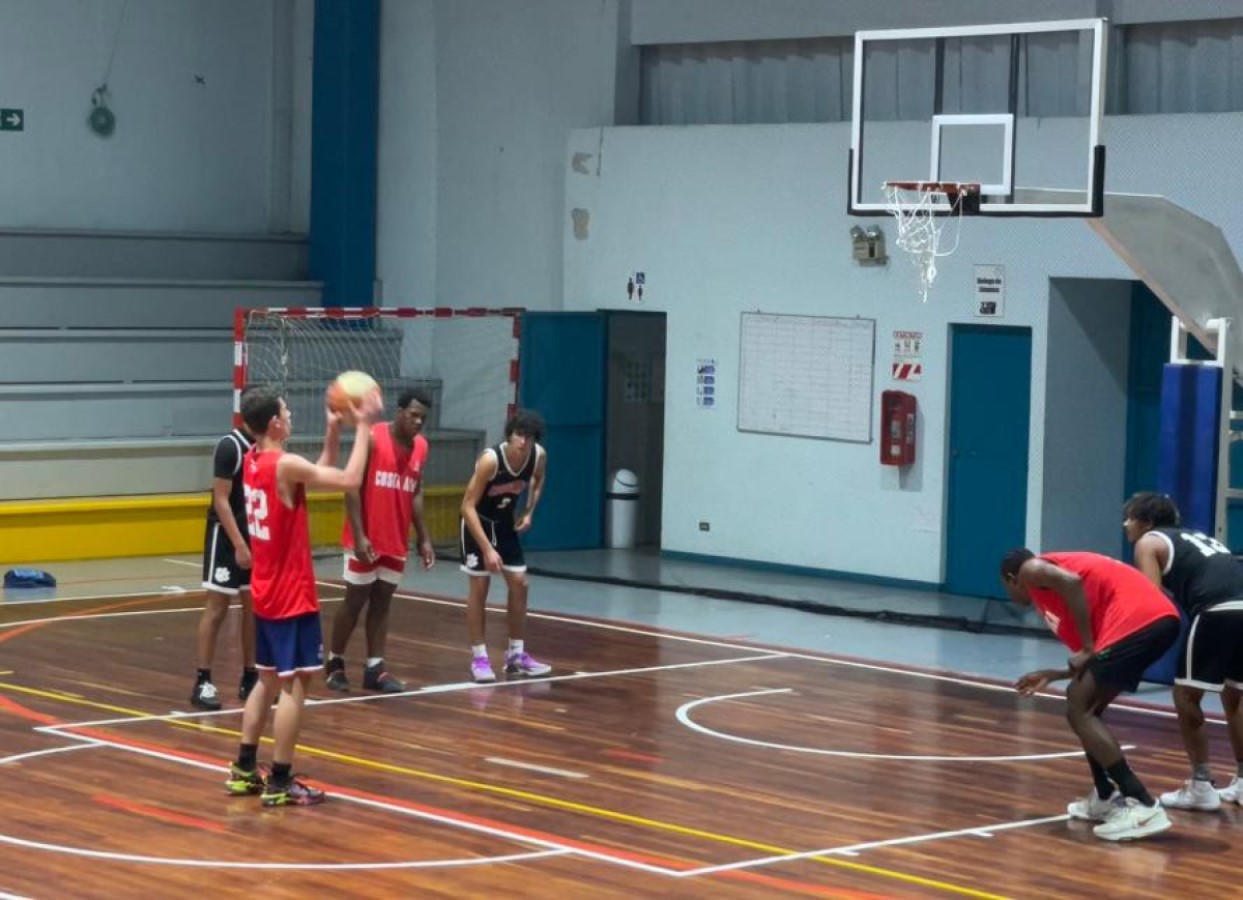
[[4, 689, 885, 898], [93, 794, 229, 835], [0, 596, 167, 647]]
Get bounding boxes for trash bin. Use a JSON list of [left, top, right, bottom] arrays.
[[605, 469, 640, 549]]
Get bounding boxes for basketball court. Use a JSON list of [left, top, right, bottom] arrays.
[[0, 552, 1238, 899], [4, 12, 1243, 900]]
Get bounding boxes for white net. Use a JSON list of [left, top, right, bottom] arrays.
[[241, 308, 520, 477], [882, 182, 970, 302]]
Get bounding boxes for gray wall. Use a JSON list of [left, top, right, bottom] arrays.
[[1041, 278, 1133, 553], [0, 0, 312, 233]]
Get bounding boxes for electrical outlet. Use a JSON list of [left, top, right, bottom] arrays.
[[698, 521, 710, 532]]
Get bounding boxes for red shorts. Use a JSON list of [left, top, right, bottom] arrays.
[[342, 553, 406, 586]]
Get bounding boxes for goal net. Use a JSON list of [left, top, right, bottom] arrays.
[[235, 306, 522, 486]]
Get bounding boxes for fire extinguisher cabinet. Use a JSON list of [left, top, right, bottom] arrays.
[[880, 390, 917, 466]]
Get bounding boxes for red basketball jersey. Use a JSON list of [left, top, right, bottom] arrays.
[[1030, 551, 1177, 652], [244, 448, 319, 620], [342, 424, 429, 559]]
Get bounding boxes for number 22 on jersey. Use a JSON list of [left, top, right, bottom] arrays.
[[244, 485, 270, 541]]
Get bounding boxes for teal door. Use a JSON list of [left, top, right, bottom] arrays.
[[945, 326, 1032, 597], [518, 312, 606, 550]]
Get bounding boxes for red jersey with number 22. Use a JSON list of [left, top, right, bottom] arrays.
[[244, 449, 319, 620], [342, 424, 428, 559], [1030, 552, 1177, 652]]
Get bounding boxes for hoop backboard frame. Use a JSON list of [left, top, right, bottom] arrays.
[[848, 17, 1108, 218]]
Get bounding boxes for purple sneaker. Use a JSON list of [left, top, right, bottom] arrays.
[[505, 651, 552, 677], [471, 655, 496, 683]]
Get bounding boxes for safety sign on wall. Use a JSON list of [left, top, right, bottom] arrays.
[[891, 330, 922, 381], [974, 264, 1005, 317], [696, 358, 716, 408]]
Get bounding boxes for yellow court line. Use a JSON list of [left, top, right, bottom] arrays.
[[0, 682, 1011, 900]]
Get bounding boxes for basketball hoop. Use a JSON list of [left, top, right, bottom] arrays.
[[882, 181, 980, 302]]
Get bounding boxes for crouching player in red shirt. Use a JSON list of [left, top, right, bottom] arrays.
[[1001, 549, 1180, 841]]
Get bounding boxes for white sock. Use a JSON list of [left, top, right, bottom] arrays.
[[508, 639, 524, 655], [366, 657, 383, 668], [472, 644, 487, 659]]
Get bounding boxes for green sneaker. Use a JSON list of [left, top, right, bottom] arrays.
[[225, 763, 266, 796]]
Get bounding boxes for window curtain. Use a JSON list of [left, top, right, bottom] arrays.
[[639, 19, 1243, 125]]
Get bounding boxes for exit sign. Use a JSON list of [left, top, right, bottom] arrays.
[[1, 109, 24, 132]]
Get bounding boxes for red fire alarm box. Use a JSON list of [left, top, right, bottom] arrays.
[[880, 390, 917, 466]]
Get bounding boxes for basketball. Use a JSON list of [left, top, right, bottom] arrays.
[[327, 370, 382, 422]]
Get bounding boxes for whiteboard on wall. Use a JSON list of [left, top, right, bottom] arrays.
[[737, 313, 875, 442]]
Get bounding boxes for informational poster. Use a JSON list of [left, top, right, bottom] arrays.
[[696, 358, 716, 408], [974, 264, 1005, 317], [891, 330, 923, 381]]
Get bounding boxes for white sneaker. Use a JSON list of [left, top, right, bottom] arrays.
[[1218, 776, 1242, 804], [1093, 798, 1173, 841], [1160, 778, 1221, 811], [1067, 788, 1120, 821]]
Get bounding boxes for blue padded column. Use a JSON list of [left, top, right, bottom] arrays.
[[1156, 363, 1222, 533], [1146, 362, 1222, 684], [309, 0, 380, 308]]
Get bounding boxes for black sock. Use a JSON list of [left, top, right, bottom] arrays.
[[241, 667, 257, 683], [270, 762, 292, 790], [1087, 755, 1115, 799], [1106, 759, 1155, 806], [196, 668, 212, 684], [236, 743, 258, 771]]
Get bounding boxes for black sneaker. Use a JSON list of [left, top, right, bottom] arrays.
[[262, 776, 326, 807], [324, 657, 349, 692], [190, 680, 222, 711], [238, 669, 259, 701], [363, 662, 405, 693]]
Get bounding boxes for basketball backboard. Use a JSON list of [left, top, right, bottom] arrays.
[[848, 18, 1108, 217]]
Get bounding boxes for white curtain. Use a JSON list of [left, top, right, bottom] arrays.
[[640, 19, 1243, 125]]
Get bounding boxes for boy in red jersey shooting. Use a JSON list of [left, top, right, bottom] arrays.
[[326, 389, 435, 693], [1001, 549, 1180, 841], [225, 385, 380, 807]]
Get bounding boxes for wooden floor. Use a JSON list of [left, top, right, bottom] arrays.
[[0, 583, 1238, 899]]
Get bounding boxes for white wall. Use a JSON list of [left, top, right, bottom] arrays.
[[0, 0, 310, 233], [1041, 278, 1133, 553], [377, 0, 625, 311], [564, 113, 1243, 583], [378, 0, 438, 305]]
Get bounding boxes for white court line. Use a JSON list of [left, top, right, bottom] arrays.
[[42, 653, 789, 730], [3, 568, 1199, 726], [675, 688, 1123, 763], [0, 891, 33, 900], [29, 731, 676, 876], [0, 832, 568, 872], [485, 757, 588, 779], [679, 814, 1072, 878], [0, 741, 105, 766], [387, 591, 1198, 724]]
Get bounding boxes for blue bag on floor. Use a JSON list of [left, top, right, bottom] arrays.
[[4, 568, 57, 588]]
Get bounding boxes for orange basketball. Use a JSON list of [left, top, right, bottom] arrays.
[[327, 370, 381, 422]]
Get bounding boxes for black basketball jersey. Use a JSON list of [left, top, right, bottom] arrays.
[[1152, 526, 1243, 616], [475, 441, 541, 525], [206, 428, 254, 532]]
